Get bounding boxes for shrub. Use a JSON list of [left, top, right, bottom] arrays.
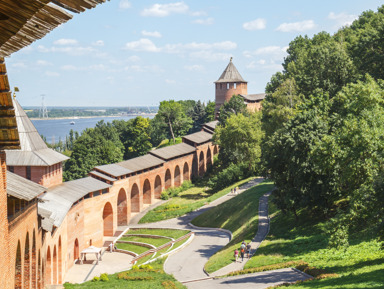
[[161, 191, 169, 200], [92, 276, 100, 282], [162, 280, 177, 289], [139, 264, 153, 270], [208, 162, 249, 191], [99, 273, 109, 282]]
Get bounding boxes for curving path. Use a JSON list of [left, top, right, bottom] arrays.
[[129, 178, 310, 288]]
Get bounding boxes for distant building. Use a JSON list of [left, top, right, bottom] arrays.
[[214, 58, 266, 116]]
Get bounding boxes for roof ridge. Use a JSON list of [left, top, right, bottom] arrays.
[[215, 58, 247, 83]]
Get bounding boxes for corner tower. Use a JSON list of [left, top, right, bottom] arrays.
[[214, 57, 248, 115]]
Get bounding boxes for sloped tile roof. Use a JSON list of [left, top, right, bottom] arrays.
[[5, 99, 69, 166], [240, 93, 266, 102], [215, 58, 247, 83], [182, 131, 213, 145], [149, 143, 196, 161], [7, 171, 47, 201]]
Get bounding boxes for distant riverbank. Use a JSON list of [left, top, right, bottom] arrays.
[[30, 113, 156, 121]]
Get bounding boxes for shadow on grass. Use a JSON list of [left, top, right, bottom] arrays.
[[326, 257, 384, 274]]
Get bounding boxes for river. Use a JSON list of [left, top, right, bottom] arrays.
[[31, 115, 154, 144]]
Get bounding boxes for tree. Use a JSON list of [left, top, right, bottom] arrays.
[[217, 95, 248, 125], [155, 100, 192, 143], [214, 112, 263, 173], [262, 78, 302, 138], [190, 100, 206, 133], [63, 121, 124, 180], [204, 101, 216, 123]]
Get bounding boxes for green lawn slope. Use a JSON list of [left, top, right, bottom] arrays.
[[191, 181, 274, 273], [243, 200, 384, 288]]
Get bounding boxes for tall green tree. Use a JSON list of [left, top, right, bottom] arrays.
[[190, 100, 206, 133], [214, 112, 263, 173], [204, 101, 216, 123], [63, 121, 124, 181], [217, 95, 248, 125], [155, 100, 192, 143]]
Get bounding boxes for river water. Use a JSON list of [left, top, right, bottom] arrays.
[[31, 115, 154, 144]]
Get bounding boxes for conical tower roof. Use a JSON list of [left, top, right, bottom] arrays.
[[5, 98, 69, 166], [215, 58, 247, 83]]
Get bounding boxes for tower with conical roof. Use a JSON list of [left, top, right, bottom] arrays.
[[214, 57, 248, 116]]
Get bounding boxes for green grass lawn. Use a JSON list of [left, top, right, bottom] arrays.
[[119, 236, 171, 247], [242, 199, 384, 288], [64, 258, 186, 289], [191, 181, 275, 273], [115, 243, 150, 255], [139, 177, 255, 223], [127, 228, 190, 239]]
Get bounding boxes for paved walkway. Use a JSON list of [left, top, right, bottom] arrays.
[[210, 191, 271, 277], [185, 268, 310, 289]]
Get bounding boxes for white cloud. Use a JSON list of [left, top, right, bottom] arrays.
[[191, 11, 207, 17], [45, 71, 60, 77], [193, 18, 214, 25], [119, 0, 131, 10], [328, 12, 357, 27], [11, 62, 27, 68], [124, 39, 237, 54], [243, 46, 287, 58], [276, 20, 316, 32], [127, 55, 141, 62], [54, 38, 78, 45], [141, 30, 162, 38], [243, 18, 266, 31], [125, 38, 160, 52], [184, 64, 204, 71], [141, 2, 189, 17], [61, 65, 78, 71], [36, 60, 52, 66], [165, 79, 176, 84], [92, 40, 105, 46], [189, 51, 232, 62]]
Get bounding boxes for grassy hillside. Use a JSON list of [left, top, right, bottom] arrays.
[[192, 181, 274, 273], [243, 200, 384, 288]]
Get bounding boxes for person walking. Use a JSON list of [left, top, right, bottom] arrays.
[[240, 247, 245, 262], [234, 249, 239, 263], [247, 243, 251, 258]]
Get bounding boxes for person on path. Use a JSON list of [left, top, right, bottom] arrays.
[[246, 243, 251, 258], [241, 241, 246, 249], [231, 188, 233, 195], [240, 247, 245, 262], [234, 249, 239, 263]]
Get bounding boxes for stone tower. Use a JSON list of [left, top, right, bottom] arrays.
[[214, 57, 248, 115]]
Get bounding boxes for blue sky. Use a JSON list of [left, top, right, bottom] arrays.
[[6, 0, 384, 107]]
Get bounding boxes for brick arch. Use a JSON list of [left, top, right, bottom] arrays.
[[183, 162, 190, 181], [214, 145, 218, 155], [174, 165, 181, 187], [165, 169, 172, 189], [32, 230, 37, 289], [143, 179, 151, 205], [102, 202, 114, 236], [52, 246, 57, 285], [154, 175, 162, 199], [15, 240, 22, 289], [117, 188, 128, 226], [58, 237, 62, 284], [192, 155, 198, 177], [45, 246, 51, 285], [38, 250, 42, 289], [206, 147, 212, 167], [199, 151, 205, 176], [131, 183, 140, 212], [73, 239, 79, 261], [24, 231, 30, 289]]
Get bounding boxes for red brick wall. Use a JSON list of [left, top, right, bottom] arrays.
[[215, 82, 248, 114], [246, 101, 263, 112], [11, 164, 64, 188], [0, 151, 12, 289]]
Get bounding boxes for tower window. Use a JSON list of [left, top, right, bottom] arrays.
[[220, 83, 222, 89], [227, 83, 229, 89], [234, 83, 237, 89], [8, 166, 14, 173]]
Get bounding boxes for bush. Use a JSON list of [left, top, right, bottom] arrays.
[[160, 181, 194, 200], [208, 162, 249, 191], [99, 273, 109, 282], [92, 277, 100, 282]]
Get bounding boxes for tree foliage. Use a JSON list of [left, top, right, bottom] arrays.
[[217, 95, 248, 125], [63, 121, 124, 181]]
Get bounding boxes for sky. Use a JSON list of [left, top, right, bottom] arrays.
[[5, 0, 384, 107]]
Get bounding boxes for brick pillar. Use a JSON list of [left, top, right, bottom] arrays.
[[0, 151, 11, 289]]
